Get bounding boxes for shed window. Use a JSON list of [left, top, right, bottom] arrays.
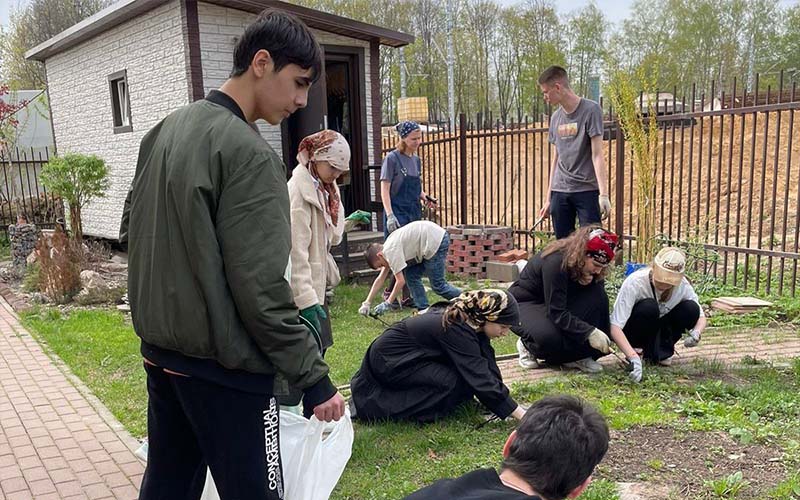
[[108, 70, 132, 133]]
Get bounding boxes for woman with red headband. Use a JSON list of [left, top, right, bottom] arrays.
[[508, 226, 618, 373]]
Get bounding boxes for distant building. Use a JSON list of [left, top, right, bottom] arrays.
[[0, 90, 53, 160]]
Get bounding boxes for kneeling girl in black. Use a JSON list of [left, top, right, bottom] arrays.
[[509, 227, 618, 373], [349, 289, 526, 423]]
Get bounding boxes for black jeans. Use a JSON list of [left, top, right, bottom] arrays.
[[515, 279, 610, 364], [140, 363, 284, 500], [622, 299, 701, 362], [550, 190, 601, 239]]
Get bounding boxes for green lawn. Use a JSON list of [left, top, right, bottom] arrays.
[[20, 281, 800, 499]]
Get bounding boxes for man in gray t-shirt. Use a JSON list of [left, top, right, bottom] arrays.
[[538, 66, 610, 239]]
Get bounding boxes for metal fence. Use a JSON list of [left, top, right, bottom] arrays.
[[0, 146, 63, 237], [378, 75, 800, 296]]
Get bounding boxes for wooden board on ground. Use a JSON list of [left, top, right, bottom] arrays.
[[711, 296, 773, 314]]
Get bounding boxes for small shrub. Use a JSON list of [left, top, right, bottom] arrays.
[[39, 152, 110, 242], [581, 479, 620, 500], [35, 227, 81, 303]]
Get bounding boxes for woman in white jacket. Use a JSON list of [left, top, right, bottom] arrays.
[[288, 130, 350, 355]]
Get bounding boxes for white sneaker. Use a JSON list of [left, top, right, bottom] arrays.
[[658, 356, 673, 367], [563, 357, 603, 373], [516, 338, 539, 369]]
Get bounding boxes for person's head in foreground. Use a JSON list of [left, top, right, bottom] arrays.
[[442, 289, 520, 338], [543, 226, 619, 284], [501, 395, 609, 499], [651, 246, 686, 295]]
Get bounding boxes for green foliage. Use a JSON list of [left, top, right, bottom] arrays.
[[607, 64, 659, 263], [40, 152, 110, 241], [580, 479, 621, 500], [22, 261, 40, 292], [704, 471, 750, 499], [0, 232, 10, 261], [768, 471, 800, 499]]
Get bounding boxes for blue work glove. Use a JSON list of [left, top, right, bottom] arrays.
[[372, 300, 400, 316], [386, 214, 400, 233], [300, 304, 327, 335], [628, 357, 643, 383]]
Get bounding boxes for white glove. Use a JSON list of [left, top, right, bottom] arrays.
[[386, 214, 400, 233], [684, 329, 701, 348], [628, 357, 643, 383], [358, 301, 370, 316], [588, 328, 612, 354], [599, 194, 612, 220]]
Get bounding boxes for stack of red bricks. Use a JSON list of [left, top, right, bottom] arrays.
[[494, 249, 528, 263], [446, 225, 513, 279]]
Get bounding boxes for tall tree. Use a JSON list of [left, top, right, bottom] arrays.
[[0, 0, 108, 89], [563, 2, 607, 97]]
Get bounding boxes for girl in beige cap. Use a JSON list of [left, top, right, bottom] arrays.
[[609, 247, 707, 382]]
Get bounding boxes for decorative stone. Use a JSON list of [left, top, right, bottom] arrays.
[[80, 270, 107, 292], [110, 252, 128, 265], [8, 223, 40, 268]]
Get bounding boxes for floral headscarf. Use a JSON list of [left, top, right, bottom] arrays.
[[296, 130, 351, 227], [296, 129, 350, 171], [447, 289, 520, 330]]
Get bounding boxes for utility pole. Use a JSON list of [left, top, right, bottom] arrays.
[[446, 0, 456, 130], [400, 47, 408, 98]]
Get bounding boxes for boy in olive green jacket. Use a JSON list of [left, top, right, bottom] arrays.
[[120, 9, 344, 498]]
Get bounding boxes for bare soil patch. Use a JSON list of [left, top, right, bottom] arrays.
[[600, 426, 787, 499]]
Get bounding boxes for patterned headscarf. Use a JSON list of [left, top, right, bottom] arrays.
[[296, 130, 351, 227], [448, 289, 520, 330], [296, 129, 351, 171], [395, 121, 421, 139], [586, 228, 619, 265]]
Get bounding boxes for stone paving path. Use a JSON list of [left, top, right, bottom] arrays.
[[500, 325, 800, 384], [0, 297, 144, 499]]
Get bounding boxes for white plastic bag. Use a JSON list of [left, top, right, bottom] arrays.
[[202, 409, 354, 500]]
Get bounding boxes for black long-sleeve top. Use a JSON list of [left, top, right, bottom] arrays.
[[375, 311, 518, 418], [507, 250, 595, 337]]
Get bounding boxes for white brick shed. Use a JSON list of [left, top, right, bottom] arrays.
[[26, 0, 412, 239]]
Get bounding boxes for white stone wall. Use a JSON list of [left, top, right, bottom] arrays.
[[196, 2, 374, 164], [45, 0, 190, 239]]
